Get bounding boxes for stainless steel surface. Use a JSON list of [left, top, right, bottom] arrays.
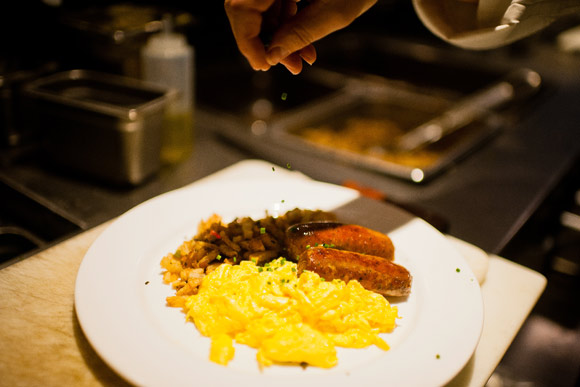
[[269, 80, 504, 183], [23, 70, 172, 185], [397, 68, 542, 151]]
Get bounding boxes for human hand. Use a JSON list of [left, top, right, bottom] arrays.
[[224, 0, 378, 74]]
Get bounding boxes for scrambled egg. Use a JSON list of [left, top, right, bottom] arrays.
[[185, 258, 399, 368]]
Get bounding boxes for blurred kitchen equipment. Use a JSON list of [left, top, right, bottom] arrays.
[[198, 35, 546, 183], [23, 70, 173, 185], [414, 0, 580, 50], [58, 4, 194, 78], [397, 68, 541, 151], [270, 78, 506, 183], [141, 14, 194, 165], [0, 62, 58, 151], [197, 64, 345, 129]]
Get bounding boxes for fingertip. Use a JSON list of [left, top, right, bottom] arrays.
[[285, 65, 302, 75], [251, 62, 271, 71], [280, 53, 303, 75], [299, 45, 317, 66]]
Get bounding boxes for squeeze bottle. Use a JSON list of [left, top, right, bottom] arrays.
[[141, 15, 194, 164]]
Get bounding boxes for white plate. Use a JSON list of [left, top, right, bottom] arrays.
[[75, 163, 483, 387]]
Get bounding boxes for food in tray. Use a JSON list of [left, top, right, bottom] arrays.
[[160, 208, 411, 368], [295, 117, 440, 168]]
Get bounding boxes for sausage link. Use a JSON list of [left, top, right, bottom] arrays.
[[286, 222, 395, 261], [297, 247, 412, 297]]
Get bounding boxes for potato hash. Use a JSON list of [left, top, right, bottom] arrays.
[[161, 209, 336, 308]]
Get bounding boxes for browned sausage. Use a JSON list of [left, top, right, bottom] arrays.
[[297, 247, 412, 297], [286, 222, 395, 261]]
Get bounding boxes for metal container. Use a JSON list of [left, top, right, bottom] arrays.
[[24, 70, 172, 185], [270, 68, 540, 183]]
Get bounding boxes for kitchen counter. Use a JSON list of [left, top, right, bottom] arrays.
[[0, 222, 128, 387], [0, 164, 547, 387]]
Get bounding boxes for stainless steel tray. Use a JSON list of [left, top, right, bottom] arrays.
[[268, 68, 540, 183], [198, 38, 542, 183], [23, 69, 172, 185]]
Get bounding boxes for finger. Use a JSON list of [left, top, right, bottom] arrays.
[[275, 44, 314, 74], [279, 52, 303, 74], [282, 0, 298, 18], [299, 44, 316, 65], [266, 0, 377, 64], [225, 0, 276, 13], [225, 0, 277, 70]]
